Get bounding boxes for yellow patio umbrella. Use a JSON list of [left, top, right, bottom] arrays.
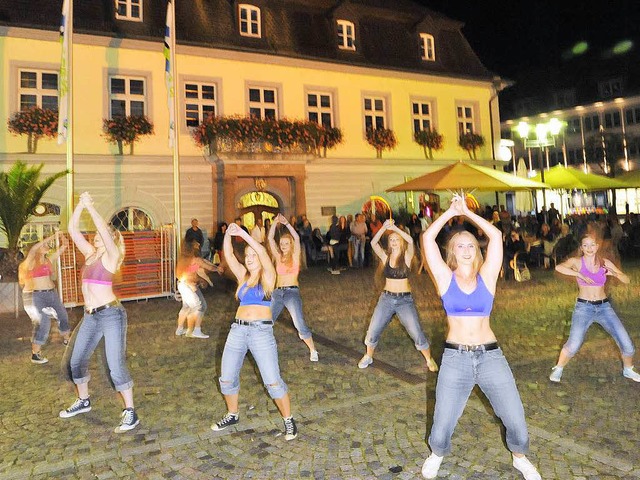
[[386, 161, 549, 192], [531, 165, 629, 190], [617, 169, 640, 188]]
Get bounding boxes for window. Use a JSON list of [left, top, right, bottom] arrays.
[[625, 107, 640, 125], [110, 207, 153, 231], [363, 96, 387, 130], [185, 82, 217, 127], [115, 0, 142, 21], [456, 104, 475, 135], [419, 33, 435, 61], [411, 100, 433, 133], [18, 69, 58, 111], [109, 76, 146, 118], [566, 116, 581, 134], [306, 92, 334, 127], [337, 20, 355, 50], [583, 114, 600, 132], [603, 110, 621, 129], [598, 78, 622, 98], [239, 4, 261, 37], [552, 89, 575, 108], [248, 87, 277, 119]]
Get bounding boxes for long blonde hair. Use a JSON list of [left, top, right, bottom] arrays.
[[278, 232, 298, 267], [445, 231, 483, 274]]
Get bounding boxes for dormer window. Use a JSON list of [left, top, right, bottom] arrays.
[[419, 33, 435, 61], [337, 20, 356, 51], [115, 0, 142, 22], [239, 4, 261, 38]]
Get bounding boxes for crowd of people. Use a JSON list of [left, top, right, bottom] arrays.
[[16, 194, 640, 479]]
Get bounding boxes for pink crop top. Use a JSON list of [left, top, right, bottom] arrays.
[[186, 262, 200, 273], [576, 257, 607, 287], [276, 260, 299, 276], [82, 258, 114, 285], [31, 262, 52, 278]]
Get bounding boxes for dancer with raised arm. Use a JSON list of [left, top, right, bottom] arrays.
[[60, 192, 139, 433], [358, 219, 437, 371], [421, 194, 540, 480], [268, 213, 318, 361], [550, 229, 640, 383], [211, 222, 298, 440], [19, 231, 70, 364]]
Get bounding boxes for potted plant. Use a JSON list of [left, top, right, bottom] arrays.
[[414, 129, 444, 160], [7, 107, 59, 154], [458, 132, 485, 160], [103, 115, 154, 155], [315, 126, 344, 158], [366, 128, 398, 158]]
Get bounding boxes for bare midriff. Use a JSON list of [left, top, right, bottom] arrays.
[[236, 305, 273, 321], [31, 276, 55, 291], [384, 277, 411, 293], [276, 272, 299, 288], [446, 316, 497, 345], [82, 283, 117, 311], [577, 284, 607, 301]]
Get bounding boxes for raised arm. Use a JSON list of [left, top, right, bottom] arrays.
[[80, 192, 121, 270], [370, 219, 390, 262], [223, 224, 247, 281], [422, 202, 458, 292], [68, 200, 93, 257], [267, 215, 280, 261], [235, 224, 276, 288], [48, 230, 68, 263], [279, 214, 302, 260]]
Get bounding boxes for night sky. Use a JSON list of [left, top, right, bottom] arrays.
[[420, 0, 640, 78]]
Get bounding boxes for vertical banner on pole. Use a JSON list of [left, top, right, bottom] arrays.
[[57, 0, 70, 144], [164, 0, 176, 149]]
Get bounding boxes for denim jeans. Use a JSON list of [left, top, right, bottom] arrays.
[[24, 290, 70, 345], [219, 322, 288, 399], [69, 305, 134, 391], [563, 300, 635, 357], [271, 287, 312, 339], [178, 281, 207, 316], [364, 292, 430, 351], [353, 237, 365, 267], [428, 347, 530, 456]]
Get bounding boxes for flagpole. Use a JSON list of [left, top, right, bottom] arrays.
[[66, 0, 74, 226], [58, 0, 74, 226]]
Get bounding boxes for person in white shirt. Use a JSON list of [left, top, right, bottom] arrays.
[[251, 218, 266, 244]]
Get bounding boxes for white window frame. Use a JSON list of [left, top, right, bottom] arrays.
[[184, 81, 217, 128], [456, 103, 476, 136], [109, 75, 147, 118], [306, 91, 335, 128], [411, 99, 435, 134], [337, 20, 356, 51], [239, 4, 261, 38], [18, 68, 59, 111], [115, 0, 143, 22], [363, 95, 388, 131], [419, 33, 435, 61], [247, 85, 279, 120]]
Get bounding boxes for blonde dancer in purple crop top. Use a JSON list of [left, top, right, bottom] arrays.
[[421, 194, 541, 480], [60, 192, 139, 433], [550, 230, 640, 383]]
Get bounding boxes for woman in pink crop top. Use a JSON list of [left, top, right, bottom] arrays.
[[550, 229, 639, 383], [357, 218, 437, 372], [267, 213, 318, 361], [18, 231, 70, 364], [421, 194, 541, 480], [60, 192, 139, 433], [211, 222, 298, 441]]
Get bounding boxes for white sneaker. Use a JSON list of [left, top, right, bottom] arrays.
[[331, 269, 341, 275], [549, 366, 563, 383], [623, 366, 640, 382], [512, 455, 541, 480], [187, 328, 209, 339], [421, 453, 443, 479], [358, 354, 373, 369], [310, 350, 319, 362], [175, 326, 186, 336]]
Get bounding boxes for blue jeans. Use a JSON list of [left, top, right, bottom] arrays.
[[271, 287, 312, 340], [353, 237, 365, 267], [24, 290, 70, 345], [364, 292, 430, 351], [69, 305, 134, 392], [563, 300, 635, 357], [219, 322, 288, 399], [428, 347, 530, 456]]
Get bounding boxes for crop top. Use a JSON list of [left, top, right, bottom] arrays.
[[31, 262, 52, 278], [383, 258, 409, 280], [576, 257, 607, 287], [186, 262, 200, 273], [82, 258, 114, 285], [276, 260, 299, 276], [238, 282, 271, 307], [441, 274, 494, 317]]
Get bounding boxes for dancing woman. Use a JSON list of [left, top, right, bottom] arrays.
[[211, 223, 297, 440], [421, 195, 540, 480], [550, 230, 640, 383], [60, 192, 139, 433], [19, 231, 70, 364], [267, 214, 318, 361], [358, 219, 437, 371]]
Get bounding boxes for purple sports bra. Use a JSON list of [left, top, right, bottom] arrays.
[[441, 274, 494, 317], [576, 257, 607, 287], [82, 258, 114, 285]]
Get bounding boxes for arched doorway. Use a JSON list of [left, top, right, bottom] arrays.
[[238, 191, 280, 229]]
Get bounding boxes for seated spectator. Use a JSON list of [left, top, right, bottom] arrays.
[[552, 224, 578, 263], [504, 228, 526, 280]]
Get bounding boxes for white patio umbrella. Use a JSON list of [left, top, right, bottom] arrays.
[[515, 158, 534, 213]]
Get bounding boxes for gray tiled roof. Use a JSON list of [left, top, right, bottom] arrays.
[[0, 0, 494, 80]]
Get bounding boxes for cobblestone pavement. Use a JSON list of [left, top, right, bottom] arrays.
[[1, 265, 639, 479]]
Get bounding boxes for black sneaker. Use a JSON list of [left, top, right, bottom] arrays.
[[114, 408, 139, 433], [31, 352, 48, 364], [283, 416, 298, 441], [211, 412, 239, 431], [59, 397, 91, 418]]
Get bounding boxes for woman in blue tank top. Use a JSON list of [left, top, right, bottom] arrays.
[[211, 222, 298, 441], [550, 229, 639, 383], [420, 194, 541, 480]]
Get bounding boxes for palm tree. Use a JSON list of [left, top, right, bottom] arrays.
[[0, 161, 67, 280]]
